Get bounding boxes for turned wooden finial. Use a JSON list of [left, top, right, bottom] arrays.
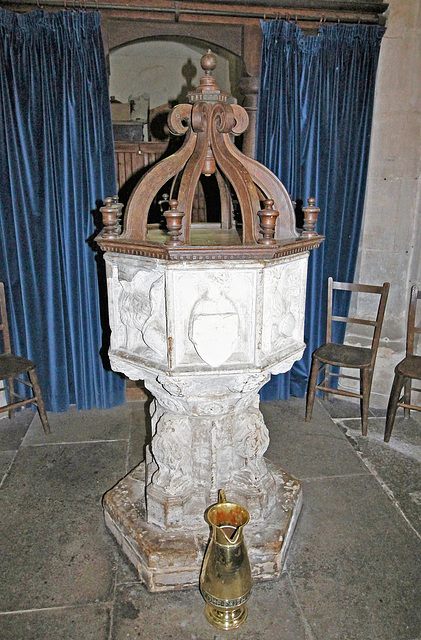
[[201, 49, 217, 75], [164, 200, 185, 246], [302, 197, 320, 238], [100, 196, 123, 238], [203, 145, 216, 176], [187, 49, 228, 104], [257, 199, 279, 245]]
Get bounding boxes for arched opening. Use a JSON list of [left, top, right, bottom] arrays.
[[109, 37, 242, 228], [109, 36, 242, 110]]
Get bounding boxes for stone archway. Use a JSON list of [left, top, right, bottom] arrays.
[[103, 20, 262, 158]]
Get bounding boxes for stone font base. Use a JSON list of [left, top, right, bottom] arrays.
[[103, 461, 302, 592]]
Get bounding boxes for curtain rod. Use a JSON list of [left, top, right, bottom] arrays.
[[3, 0, 384, 24]]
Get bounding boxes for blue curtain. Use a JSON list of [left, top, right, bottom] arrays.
[[0, 9, 125, 412], [257, 21, 385, 401]]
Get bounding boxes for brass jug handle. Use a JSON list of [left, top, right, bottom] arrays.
[[218, 489, 227, 504]]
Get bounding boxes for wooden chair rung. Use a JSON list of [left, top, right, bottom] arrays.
[[0, 397, 39, 412], [397, 401, 421, 412], [8, 391, 26, 401], [332, 281, 386, 294], [327, 371, 360, 382], [315, 384, 363, 400], [331, 316, 377, 327], [12, 377, 32, 388]]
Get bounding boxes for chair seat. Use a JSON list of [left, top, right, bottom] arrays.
[[396, 354, 421, 379], [0, 353, 35, 378], [314, 343, 373, 368]]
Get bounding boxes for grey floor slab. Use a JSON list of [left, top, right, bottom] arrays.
[[0, 441, 126, 612], [0, 409, 34, 451], [341, 411, 421, 452], [0, 450, 16, 485], [318, 396, 387, 420], [318, 396, 367, 420], [339, 414, 421, 537], [262, 397, 369, 479], [287, 474, 421, 640], [111, 575, 308, 640], [22, 402, 144, 446], [0, 604, 110, 640]]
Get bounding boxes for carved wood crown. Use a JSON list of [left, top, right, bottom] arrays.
[[97, 50, 323, 260]]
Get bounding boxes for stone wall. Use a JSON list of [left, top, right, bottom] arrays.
[[109, 40, 235, 110], [343, 0, 421, 407]]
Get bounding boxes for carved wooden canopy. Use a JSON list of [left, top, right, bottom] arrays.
[[97, 52, 324, 261]]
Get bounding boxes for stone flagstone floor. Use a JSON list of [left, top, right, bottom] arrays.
[[0, 395, 420, 640]]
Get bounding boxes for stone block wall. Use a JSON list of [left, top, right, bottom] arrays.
[[343, 0, 421, 407]]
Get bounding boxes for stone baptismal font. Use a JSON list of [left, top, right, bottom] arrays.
[[97, 52, 323, 592]]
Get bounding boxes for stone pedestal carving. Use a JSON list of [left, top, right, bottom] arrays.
[[103, 251, 309, 590]]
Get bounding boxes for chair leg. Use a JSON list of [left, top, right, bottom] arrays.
[[28, 369, 50, 435], [6, 377, 14, 420], [306, 356, 320, 422], [360, 368, 372, 437], [322, 364, 330, 401], [384, 372, 405, 443], [403, 379, 412, 419]]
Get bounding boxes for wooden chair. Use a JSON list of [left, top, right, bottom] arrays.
[[384, 285, 421, 442], [305, 278, 390, 435], [0, 282, 50, 433]]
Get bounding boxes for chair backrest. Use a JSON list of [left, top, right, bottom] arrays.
[[0, 282, 11, 355], [406, 284, 421, 357], [326, 277, 390, 364]]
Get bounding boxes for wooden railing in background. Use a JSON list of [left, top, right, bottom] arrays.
[[114, 141, 169, 191]]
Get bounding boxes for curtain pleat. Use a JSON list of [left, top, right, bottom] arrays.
[[257, 21, 385, 401], [0, 9, 125, 411]]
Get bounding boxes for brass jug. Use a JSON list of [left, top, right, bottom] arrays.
[[200, 490, 252, 630]]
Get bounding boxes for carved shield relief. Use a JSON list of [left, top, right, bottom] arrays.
[[188, 292, 239, 367], [189, 312, 239, 367]]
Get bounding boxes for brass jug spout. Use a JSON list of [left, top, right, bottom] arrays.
[[200, 490, 252, 630]]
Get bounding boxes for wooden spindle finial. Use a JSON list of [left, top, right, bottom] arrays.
[[164, 200, 185, 246], [100, 196, 123, 238], [202, 145, 216, 176], [302, 197, 320, 238], [257, 199, 279, 245], [188, 49, 229, 104], [201, 50, 217, 75]]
